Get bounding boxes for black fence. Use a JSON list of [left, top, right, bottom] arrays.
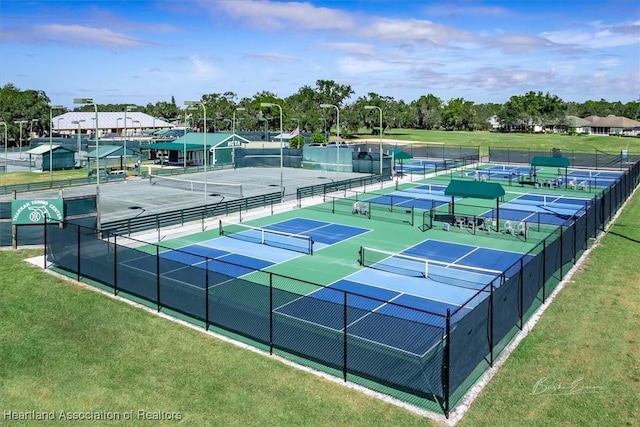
[[43, 158, 640, 416], [353, 143, 480, 163], [101, 191, 284, 237], [0, 175, 125, 196], [488, 147, 640, 169]]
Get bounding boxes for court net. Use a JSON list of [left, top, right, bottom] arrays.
[[219, 220, 313, 255], [149, 174, 243, 198], [359, 246, 504, 290]]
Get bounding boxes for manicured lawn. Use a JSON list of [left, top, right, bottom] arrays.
[[357, 129, 640, 156]]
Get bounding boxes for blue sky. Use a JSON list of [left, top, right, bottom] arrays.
[[1, 0, 638, 109]]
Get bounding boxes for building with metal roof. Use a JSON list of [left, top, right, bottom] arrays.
[[52, 112, 174, 136]]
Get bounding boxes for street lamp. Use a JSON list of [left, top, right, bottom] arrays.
[[74, 98, 99, 185], [56, 117, 65, 133], [71, 119, 85, 159], [260, 102, 283, 198], [13, 120, 28, 159], [233, 107, 245, 169], [183, 113, 192, 169], [291, 117, 299, 147], [123, 105, 136, 176], [30, 119, 39, 138], [49, 105, 64, 180], [185, 100, 208, 205], [319, 117, 327, 143], [0, 122, 7, 168], [364, 105, 383, 187], [320, 103, 340, 181]]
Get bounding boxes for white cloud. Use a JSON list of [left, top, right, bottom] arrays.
[[359, 18, 476, 47], [34, 24, 142, 47], [244, 52, 297, 62], [314, 42, 375, 57], [541, 20, 640, 49], [204, 0, 354, 30]]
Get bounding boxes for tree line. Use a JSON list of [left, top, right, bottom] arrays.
[[0, 81, 638, 145]]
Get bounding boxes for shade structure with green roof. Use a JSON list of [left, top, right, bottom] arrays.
[[445, 180, 505, 230]]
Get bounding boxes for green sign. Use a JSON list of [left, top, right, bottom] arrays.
[[11, 199, 64, 225]]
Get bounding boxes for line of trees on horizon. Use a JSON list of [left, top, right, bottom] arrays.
[[1, 81, 638, 145]]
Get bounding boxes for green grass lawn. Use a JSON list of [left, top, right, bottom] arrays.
[[359, 129, 640, 156]]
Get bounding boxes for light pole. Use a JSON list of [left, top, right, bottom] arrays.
[[71, 119, 85, 160], [30, 119, 39, 138], [233, 107, 245, 169], [320, 103, 340, 181], [0, 122, 7, 168], [260, 102, 283, 198], [183, 113, 191, 169], [56, 117, 65, 133], [49, 105, 64, 180], [319, 117, 327, 143], [74, 98, 99, 185], [291, 117, 299, 148], [13, 120, 28, 159], [185, 101, 207, 205], [123, 105, 136, 175], [364, 105, 383, 187]]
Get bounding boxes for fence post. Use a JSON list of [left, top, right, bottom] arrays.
[[156, 245, 161, 312], [76, 224, 81, 282], [269, 273, 274, 355], [559, 225, 564, 277], [205, 258, 210, 331], [519, 258, 524, 329], [542, 240, 547, 303], [443, 309, 451, 419], [489, 284, 494, 366], [343, 291, 348, 382], [43, 215, 47, 269], [113, 233, 118, 296]]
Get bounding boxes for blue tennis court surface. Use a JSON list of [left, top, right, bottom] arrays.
[[366, 184, 456, 210], [395, 158, 457, 172], [484, 192, 592, 226], [120, 218, 370, 286], [274, 239, 530, 356], [465, 165, 535, 181]]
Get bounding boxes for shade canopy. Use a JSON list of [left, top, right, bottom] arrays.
[[445, 180, 505, 199], [389, 148, 413, 160], [531, 156, 570, 168]]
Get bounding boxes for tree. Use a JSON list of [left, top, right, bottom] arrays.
[[442, 98, 475, 131], [410, 94, 442, 129], [289, 135, 305, 149], [0, 83, 53, 145]]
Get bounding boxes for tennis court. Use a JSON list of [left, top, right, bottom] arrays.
[[274, 239, 528, 356], [487, 192, 592, 227], [119, 218, 370, 284], [364, 184, 458, 210], [395, 158, 458, 173]]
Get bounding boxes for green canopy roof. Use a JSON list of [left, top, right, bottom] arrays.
[[531, 156, 570, 167], [445, 180, 505, 199], [389, 148, 413, 160], [140, 142, 206, 151]]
